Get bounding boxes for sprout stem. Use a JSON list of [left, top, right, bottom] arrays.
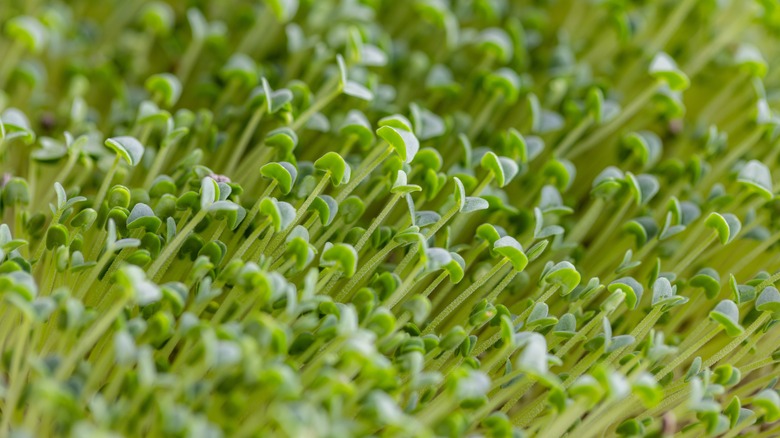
[[423, 258, 509, 335], [231, 217, 272, 262], [93, 155, 120, 209], [355, 192, 402, 253], [568, 84, 660, 159], [0, 41, 24, 89], [703, 313, 771, 368], [556, 114, 593, 156], [291, 78, 341, 131], [224, 105, 267, 176], [655, 324, 722, 380], [148, 207, 209, 280], [0, 315, 30, 434], [55, 293, 129, 381]]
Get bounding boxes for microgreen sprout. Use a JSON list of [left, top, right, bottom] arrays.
[[1, 1, 780, 437]]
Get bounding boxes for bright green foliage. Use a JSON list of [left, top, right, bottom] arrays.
[[0, 1, 780, 437]]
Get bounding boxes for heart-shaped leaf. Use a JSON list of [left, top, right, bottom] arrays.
[[320, 243, 358, 278], [709, 300, 744, 337], [260, 162, 298, 195], [493, 236, 528, 271], [737, 160, 773, 200], [377, 125, 420, 164], [105, 136, 144, 166], [314, 152, 348, 186], [649, 52, 690, 91]]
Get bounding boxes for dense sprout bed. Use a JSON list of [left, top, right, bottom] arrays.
[[1, 0, 780, 436]]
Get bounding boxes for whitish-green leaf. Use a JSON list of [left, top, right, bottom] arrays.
[[105, 136, 144, 166], [738, 160, 773, 200], [377, 125, 420, 164], [709, 300, 744, 337], [649, 52, 689, 91], [493, 236, 528, 271]]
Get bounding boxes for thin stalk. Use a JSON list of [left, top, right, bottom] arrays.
[[55, 293, 129, 380], [354, 192, 402, 253], [93, 155, 120, 209], [265, 175, 330, 255], [655, 324, 722, 380], [423, 259, 510, 335], [568, 84, 660, 159], [291, 80, 340, 131], [148, 208, 209, 279], [231, 218, 272, 261], [224, 104, 267, 176], [703, 313, 771, 368]]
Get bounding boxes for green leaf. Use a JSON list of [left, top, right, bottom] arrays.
[[538, 185, 573, 215], [1, 108, 35, 143], [392, 170, 422, 194], [339, 110, 374, 147], [265, 0, 299, 22], [690, 268, 721, 299], [343, 81, 374, 101], [586, 87, 604, 123], [340, 196, 366, 223], [526, 303, 558, 330], [632, 373, 662, 407], [622, 131, 662, 168], [651, 277, 687, 309], [756, 287, 780, 313], [45, 224, 68, 250], [265, 127, 298, 156], [705, 212, 741, 245], [105, 136, 144, 166], [480, 151, 517, 188], [625, 172, 659, 206], [260, 162, 298, 195], [377, 125, 420, 164], [220, 53, 258, 87], [259, 197, 282, 232], [752, 389, 780, 422], [453, 177, 467, 212], [320, 243, 358, 278], [709, 300, 744, 337], [410, 103, 445, 141], [735, 43, 767, 77], [649, 52, 690, 91], [3, 178, 30, 205], [32, 137, 67, 162], [145, 73, 182, 107], [127, 203, 162, 232], [309, 195, 338, 226], [115, 264, 161, 305], [553, 313, 577, 338], [478, 28, 513, 63], [493, 237, 528, 271], [314, 152, 348, 186], [208, 201, 240, 213], [461, 197, 489, 213], [608, 277, 644, 310], [737, 160, 774, 200], [444, 253, 466, 284], [260, 77, 294, 113], [484, 68, 522, 103], [6, 16, 47, 53], [523, 241, 548, 265], [543, 261, 581, 295], [200, 177, 219, 210]]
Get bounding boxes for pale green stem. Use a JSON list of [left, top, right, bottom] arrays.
[[93, 155, 120, 209], [423, 259, 510, 335], [148, 208, 209, 280], [224, 104, 267, 176]]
